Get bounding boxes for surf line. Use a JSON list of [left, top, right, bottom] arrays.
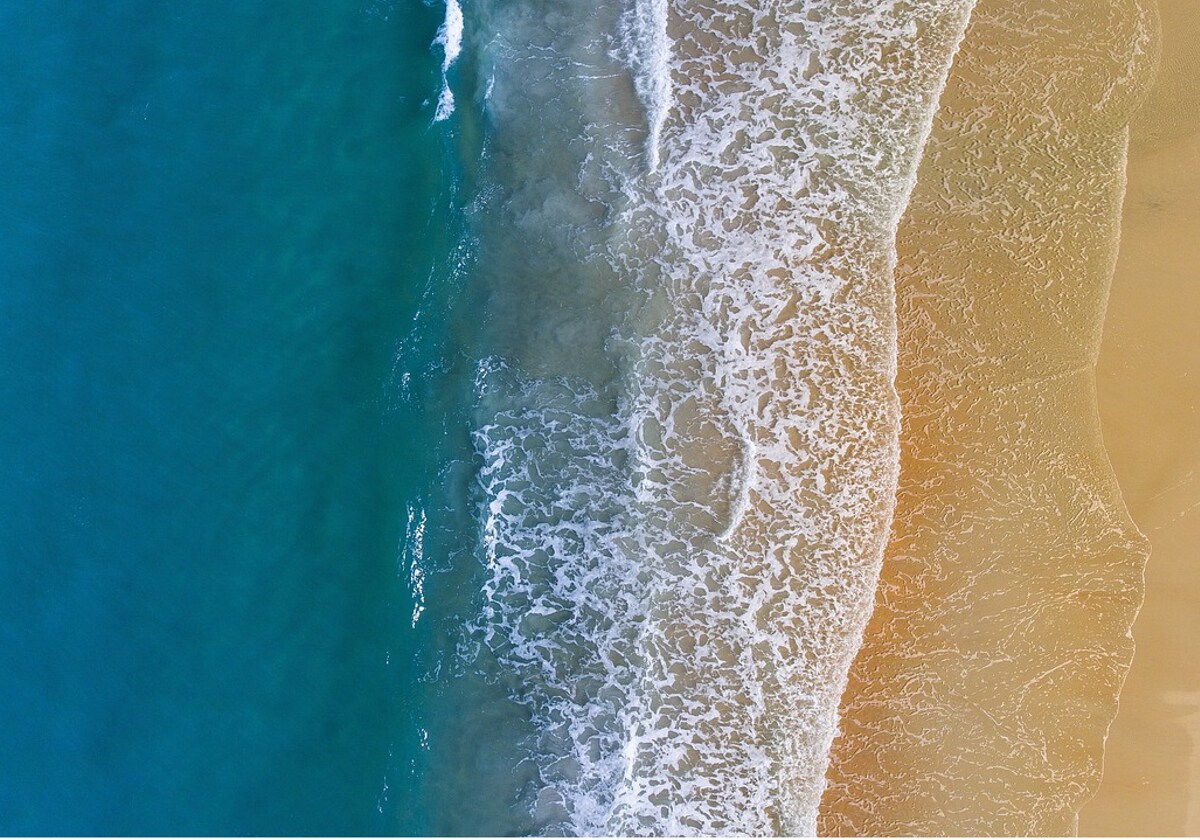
[[433, 0, 463, 122]]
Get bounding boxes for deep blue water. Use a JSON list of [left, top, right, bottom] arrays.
[[0, 1, 456, 832]]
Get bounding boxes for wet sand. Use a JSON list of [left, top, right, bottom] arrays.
[[818, 0, 1157, 833], [1080, 0, 1200, 832]]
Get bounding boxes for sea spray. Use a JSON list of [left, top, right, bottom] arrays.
[[439, 0, 976, 834]]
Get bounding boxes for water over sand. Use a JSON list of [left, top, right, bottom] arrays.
[[820, 0, 1157, 833]]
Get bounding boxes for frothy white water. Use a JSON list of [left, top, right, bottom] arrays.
[[436, 0, 463, 70], [433, 0, 463, 122], [459, 0, 976, 834], [619, 0, 672, 170]]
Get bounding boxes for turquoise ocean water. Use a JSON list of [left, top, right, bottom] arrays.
[[0, 0, 462, 832]]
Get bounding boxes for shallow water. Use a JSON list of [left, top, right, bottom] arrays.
[[820, 0, 1157, 833], [411, 0, 975, 833]]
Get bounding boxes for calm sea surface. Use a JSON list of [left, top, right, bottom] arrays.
[[0, 1, 456, 832]]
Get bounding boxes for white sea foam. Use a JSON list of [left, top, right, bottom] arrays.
[[460, 0, 977, 835], [619, 0, 672, 170], [403, 504, 428, 628], [432, 0, 463, 122], [436, 0, 463, 71], [433, 86, 455, 123]]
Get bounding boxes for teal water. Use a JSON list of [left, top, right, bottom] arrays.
[[0, 0, 455, 833]]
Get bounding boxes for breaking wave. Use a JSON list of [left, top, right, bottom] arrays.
[[432, 0, 463, 122]]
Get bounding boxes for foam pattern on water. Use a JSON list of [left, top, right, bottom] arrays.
[[460, 0, 975, 834], [470, 361, 644, 831], [618, 0, 671, 170], [433, 0, 463, 122]]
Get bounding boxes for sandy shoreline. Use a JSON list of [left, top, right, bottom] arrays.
[[1081, 0, 1200, 832], [819, 1, 1157, 833]]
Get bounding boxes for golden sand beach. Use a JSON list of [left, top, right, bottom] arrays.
[[818, 0, 1159, 833], [1081, 0, 1200, 832]]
